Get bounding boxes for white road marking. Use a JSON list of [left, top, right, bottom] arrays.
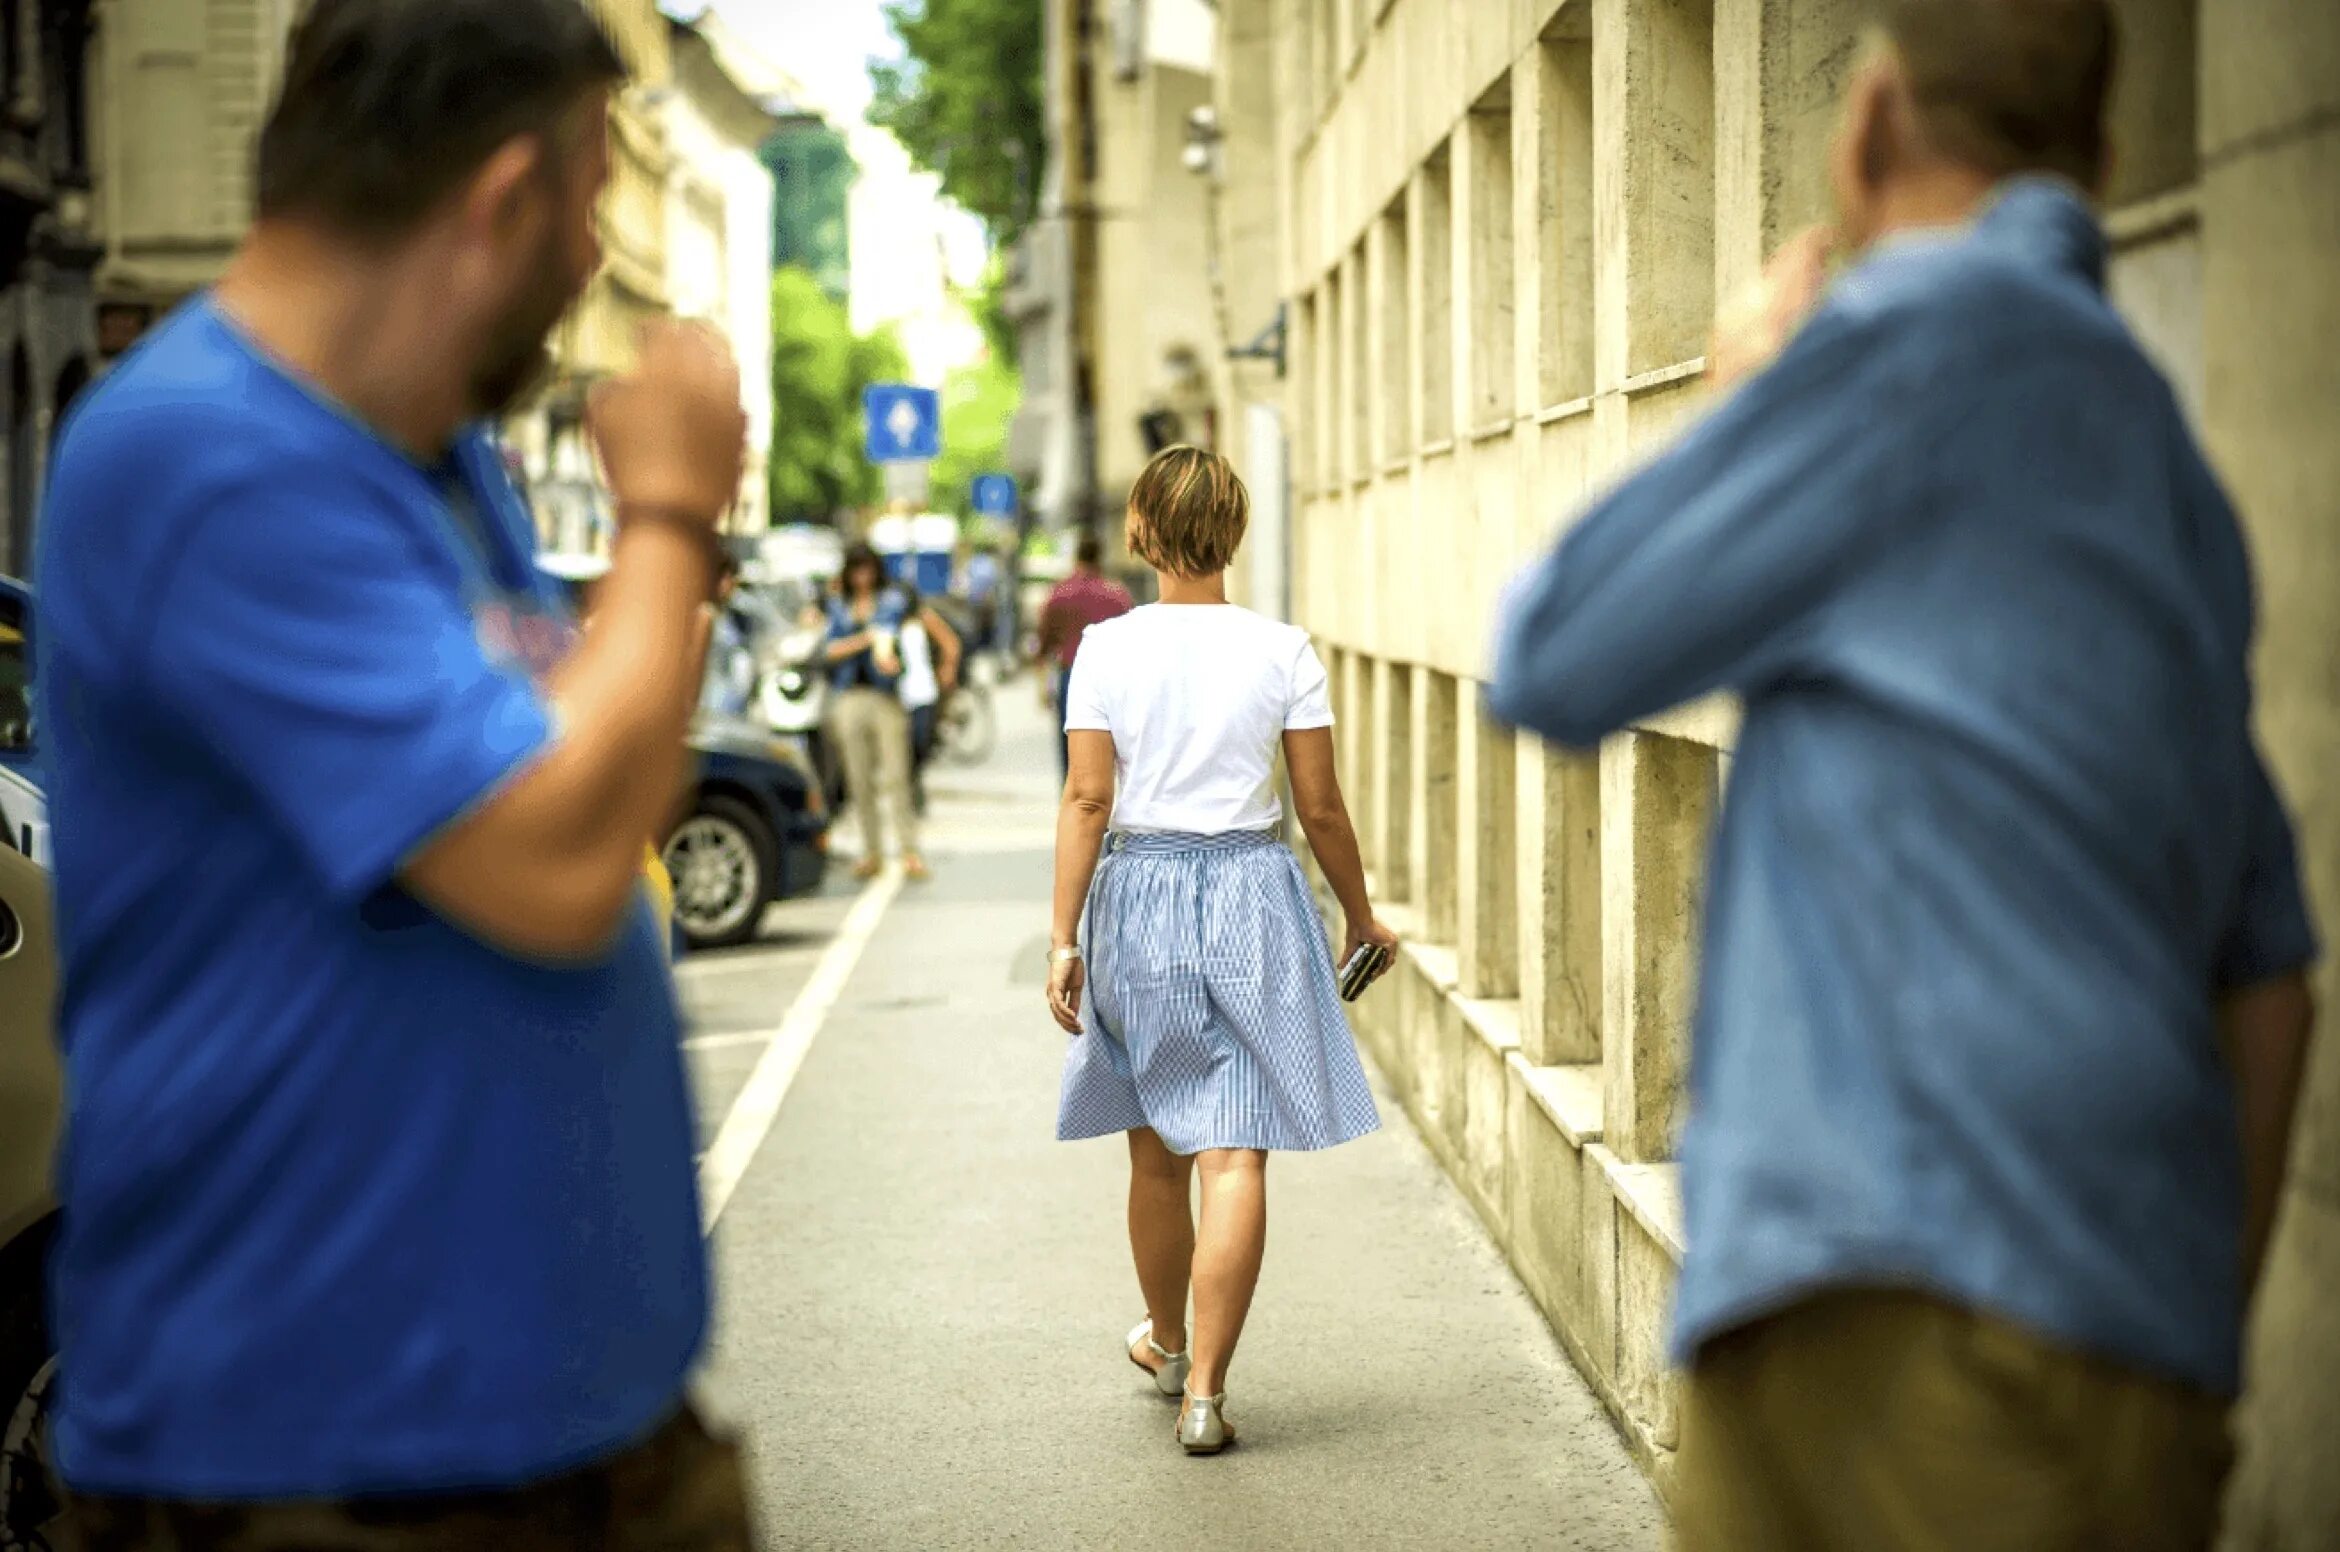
[[676, 952, 806, 983], [682, 1029, 779, 1053], [696, 868, 905, 1232]]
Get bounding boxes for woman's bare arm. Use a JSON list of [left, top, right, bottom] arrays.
[[1047, 729, 1117, 1033], [1283, 726, 1397, 971]]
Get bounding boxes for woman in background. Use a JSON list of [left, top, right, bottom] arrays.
[[1047, 446, 1395, 1455], [824, 543, 927, 881], [896, 586, 963, 815]]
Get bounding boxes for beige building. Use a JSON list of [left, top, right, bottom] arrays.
[[1179, 0, 2340, 1538], [1041, 0, 1224, 541], [87, 0, 688, 554], [664, 12, 783, 534], [513, 0, 675, 554], [90, 0, 302, 347]]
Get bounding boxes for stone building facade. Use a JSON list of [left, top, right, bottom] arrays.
[[665, 12, 781, 535], [87, 0, 689, 557], [1198, 0, 2339, 1536], [0, 0, 100, 578], [507, 0, 675, 555], [1029, 0, 1224, 541]]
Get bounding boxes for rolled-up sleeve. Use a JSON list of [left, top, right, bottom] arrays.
[[2215, 745, 2321, 990], [1487, 306, 1926, 749], [142, 478, 554, 904]]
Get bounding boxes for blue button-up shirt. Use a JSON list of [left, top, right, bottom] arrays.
[[1488, 179, 2318, 1398]]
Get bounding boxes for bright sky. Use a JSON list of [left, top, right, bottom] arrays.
[[694, 0, 902, 120]]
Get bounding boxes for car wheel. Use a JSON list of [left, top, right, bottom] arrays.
[[0, 1218, 64, 1552], [664, 795, 775, 953]]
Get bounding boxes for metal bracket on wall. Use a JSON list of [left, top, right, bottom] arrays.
[[1228, 302, 1287, 379]]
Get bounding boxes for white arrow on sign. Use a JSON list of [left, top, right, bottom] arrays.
[[886, 396, 922, 453]]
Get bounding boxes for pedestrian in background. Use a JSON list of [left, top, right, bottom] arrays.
[[34, 0, 756, 1545], [698, 551, 756, 720], [1048, 445, 1394, 1455], [962, 541, 1005, 656], [825, 541, 927, 880], [1488, 3, 2317, 1548], [895, 583, 963, 816], [1037, 532, 1132, 782]]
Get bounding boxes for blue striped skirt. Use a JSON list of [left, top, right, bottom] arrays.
[[1057, 830, 1381, 1155]]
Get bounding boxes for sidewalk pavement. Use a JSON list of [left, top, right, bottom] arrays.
[[698, 684, 1664, 1550]]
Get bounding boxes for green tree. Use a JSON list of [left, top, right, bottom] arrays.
[[762, 121, 855, 303], [767, 267, 911, 524], [928, 352, 1022, 518], [869, 0, 1044, 244], [957, 253, 1018, 368]]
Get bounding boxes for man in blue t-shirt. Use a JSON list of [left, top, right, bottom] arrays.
[[34, 1, 754, 1544], [1491, 3, 2317, 1549]]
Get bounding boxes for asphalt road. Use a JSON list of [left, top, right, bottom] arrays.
[[678, 689, 1664, 1552]]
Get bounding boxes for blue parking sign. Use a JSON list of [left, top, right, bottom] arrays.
[[863, 384, 941, 463], [971, 473, 1018, 516]]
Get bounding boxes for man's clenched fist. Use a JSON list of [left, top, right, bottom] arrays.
[[588, 319, 748, 526]]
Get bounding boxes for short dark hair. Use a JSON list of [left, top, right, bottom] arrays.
[[257, 0, 627, 239], [1877, 0, 2117, 191], [1074, 533, 1105, 569]]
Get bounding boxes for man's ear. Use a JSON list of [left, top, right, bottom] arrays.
[[1829, 51, 1904, 247], [460, 136, 550, 247]]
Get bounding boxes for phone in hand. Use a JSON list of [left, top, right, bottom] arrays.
[[1338, 941, 1393, 1002]]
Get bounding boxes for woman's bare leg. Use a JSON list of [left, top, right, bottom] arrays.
[[1187, 1148, 1267, 1399], [1126, 1128, 1194, 1363]]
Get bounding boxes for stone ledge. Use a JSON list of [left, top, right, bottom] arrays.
[[1456, 995, 1523, 1057], [2106, 184, 2201, 247], [1591, 1143, 1686, 1263], [1535, 394, 1596, 425], [1509, 1054, 1603, 1147], [1621, 357, 1708, 397]]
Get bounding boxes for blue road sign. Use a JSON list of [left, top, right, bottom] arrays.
[[971, 473, 1019, 516], [863, 384, 942, 463]]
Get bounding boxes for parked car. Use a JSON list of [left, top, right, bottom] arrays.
[[0, 841, 64, 1549], [668, 714, 830, 953], [1, 576, 36, 787], [532, 557, 834, 952]]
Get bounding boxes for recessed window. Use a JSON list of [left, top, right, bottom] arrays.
[[1421, 142, 1455, 444], [1378, 197, 1412, 462], [1538, 14, 1595, 405], [1468, 80, 1517, 429]]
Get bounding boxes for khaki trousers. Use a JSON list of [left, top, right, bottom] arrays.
[[1674, 1288, 2233, 1552], [73, 1404, 753, 1552], [831, 686, 919, 861]]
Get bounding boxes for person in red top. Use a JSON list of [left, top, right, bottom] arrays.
[[1038, 531, 1134, 780]]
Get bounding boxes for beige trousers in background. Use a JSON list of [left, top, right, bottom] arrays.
[[830, 686, 919, 861]]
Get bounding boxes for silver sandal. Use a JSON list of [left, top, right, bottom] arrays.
[[1126, 1318, 1191, 1399], [1177, 1389, 1234, 1454]]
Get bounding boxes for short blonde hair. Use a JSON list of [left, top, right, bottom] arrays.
[[1126, 445, 1248, 577]]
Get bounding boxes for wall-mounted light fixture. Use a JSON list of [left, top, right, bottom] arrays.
[[1181, 104, 1223, 179]]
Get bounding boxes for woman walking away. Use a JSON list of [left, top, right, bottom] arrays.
[[825, 542, 928, 881], [1047, 445, 1396, 1455]]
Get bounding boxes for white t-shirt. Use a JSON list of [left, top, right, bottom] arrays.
[[898, 614, 938, 710], [1063, 604, 1335, 834]]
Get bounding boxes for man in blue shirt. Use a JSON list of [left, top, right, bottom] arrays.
[[1489, 4, 2318, 1548], [35, 1, 754, 1545]]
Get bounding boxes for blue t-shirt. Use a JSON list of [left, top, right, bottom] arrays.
[[1489, 179, 2318, 1398], [33, 298, 707, 1497]]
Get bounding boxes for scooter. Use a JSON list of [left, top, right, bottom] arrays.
[[756, 623, 846, 813]]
